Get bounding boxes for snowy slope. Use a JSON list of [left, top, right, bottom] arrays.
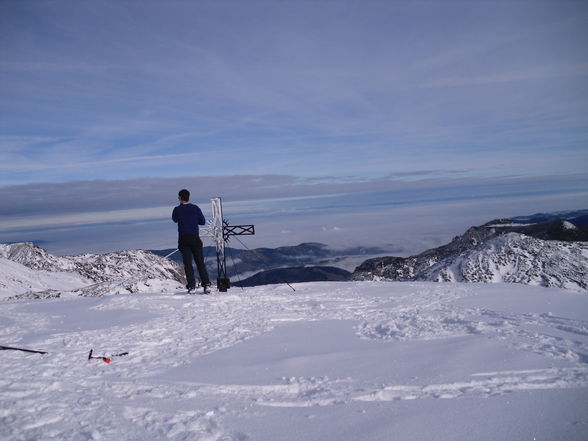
[[0, 257, 90, 298], [1, 281, 587, 441], [418, 233, 588, 292], [0, 242, 185, 300]]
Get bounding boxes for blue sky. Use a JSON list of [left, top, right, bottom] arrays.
[[0, 0, 587, 255]]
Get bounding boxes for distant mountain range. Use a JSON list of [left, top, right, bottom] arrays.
[[151, 242, 391, 281], [510, 209, 588, 225], [158, 212, 588, 290], [1, 209, 587, 296], [233, 266, 351, 287]]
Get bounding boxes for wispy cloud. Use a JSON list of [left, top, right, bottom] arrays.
[[0, 206, 171, 231], [2, 1, 586, 183]]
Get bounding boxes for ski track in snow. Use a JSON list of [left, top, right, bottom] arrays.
[[1, 282, 588, 440]]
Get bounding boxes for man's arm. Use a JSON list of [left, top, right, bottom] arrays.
[[172, 206, 179, 223], [197, 206, 206, 226]]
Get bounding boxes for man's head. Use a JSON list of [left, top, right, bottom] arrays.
[[178, 189, 190, 202]]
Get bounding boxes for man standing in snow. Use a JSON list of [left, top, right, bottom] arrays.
[[172, 189, 211, 294]]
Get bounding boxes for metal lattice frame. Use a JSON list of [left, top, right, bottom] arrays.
[[201, 197, 255, 292]]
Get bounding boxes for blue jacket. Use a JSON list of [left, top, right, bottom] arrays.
[[172, 203, 206, 236]]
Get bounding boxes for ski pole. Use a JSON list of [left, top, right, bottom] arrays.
[[164, 249, 179, 259], [0, 345, 47, 354], [88, 349, 111, 363], [88, 349, 129, 363]]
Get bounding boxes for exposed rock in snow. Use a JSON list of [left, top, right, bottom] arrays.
[[68, 249, 184, 284], [0, 242, 76, 272], [71, 278, 184, 297], [9, 278, 185, 300]]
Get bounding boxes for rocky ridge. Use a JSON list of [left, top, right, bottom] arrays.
[[353, 219, 588, 292], [1, 242, 184, 284], [0, 242, 185, 299]]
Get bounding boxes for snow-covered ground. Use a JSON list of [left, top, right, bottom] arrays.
[[1, 281, 588, 441]]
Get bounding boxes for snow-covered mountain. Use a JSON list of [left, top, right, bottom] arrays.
[[353, 219, 588, 292], [0, 242, 185, 300], [1, 242, 77, 272], [417, 233, 588, 291]]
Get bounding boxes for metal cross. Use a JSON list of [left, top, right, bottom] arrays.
[[202, 197, 255, 292]]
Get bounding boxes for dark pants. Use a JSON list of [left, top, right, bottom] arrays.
[[178, 235, 210, 289]]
